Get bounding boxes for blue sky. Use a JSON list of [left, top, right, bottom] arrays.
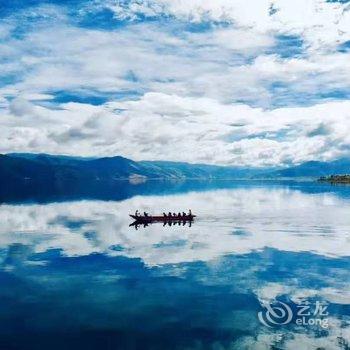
[[1, 0, 350, 166]]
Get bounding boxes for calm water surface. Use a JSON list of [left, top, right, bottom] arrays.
[[0, 181, 349, 349]]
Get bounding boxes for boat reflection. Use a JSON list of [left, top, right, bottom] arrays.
[[129, 219, 193, 230]]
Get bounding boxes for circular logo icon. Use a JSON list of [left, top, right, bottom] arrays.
[[258, 301, 293, 327]]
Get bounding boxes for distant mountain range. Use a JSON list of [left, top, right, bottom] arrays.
[[1, 153, 349, 203], [0, 153, 270, 183], [261, 158, 350, 178], [1, 153, 350, 185]]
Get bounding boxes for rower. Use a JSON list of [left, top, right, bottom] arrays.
[[163, 212, 167, 217], [168, 212, 172, 217], [182, 211, 186, 217], [135, 210, 139, 217], [188, 209, 192, 216], [144, 211, 149, 217]]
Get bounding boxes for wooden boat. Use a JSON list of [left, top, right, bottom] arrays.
[[129, 213, 196, 223]]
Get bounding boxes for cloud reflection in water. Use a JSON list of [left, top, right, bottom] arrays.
[[0, 185, 349, 349]]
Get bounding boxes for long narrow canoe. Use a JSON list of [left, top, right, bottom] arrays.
[[129, 214, 196, 222]]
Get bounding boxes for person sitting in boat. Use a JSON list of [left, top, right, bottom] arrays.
[[135, 210, 139, 217], [168, 212, 172, 217], [188, 209, 192, 216], [178, 212, 181, 217], [182, 211, 186, 217], [173, 212, 177, 217], [144, 211, 149, 217], [163, 212, 167, 217]]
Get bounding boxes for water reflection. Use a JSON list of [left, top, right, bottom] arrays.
[[130, 220, 193, 230], [0, 184, 349, 349], [1, 187, 349, 264]]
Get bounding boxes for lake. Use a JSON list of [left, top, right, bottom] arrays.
[[0, 181, 349, 349]]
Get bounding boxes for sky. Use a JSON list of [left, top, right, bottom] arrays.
[[0, 0, 350, 166]]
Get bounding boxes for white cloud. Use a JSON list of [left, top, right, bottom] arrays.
[[1, 92, 350, 165], [1, 9, 349, 106], [0, 1, 349, 164], [9, 97, 35, 117], [100, 0, 350, 48]]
